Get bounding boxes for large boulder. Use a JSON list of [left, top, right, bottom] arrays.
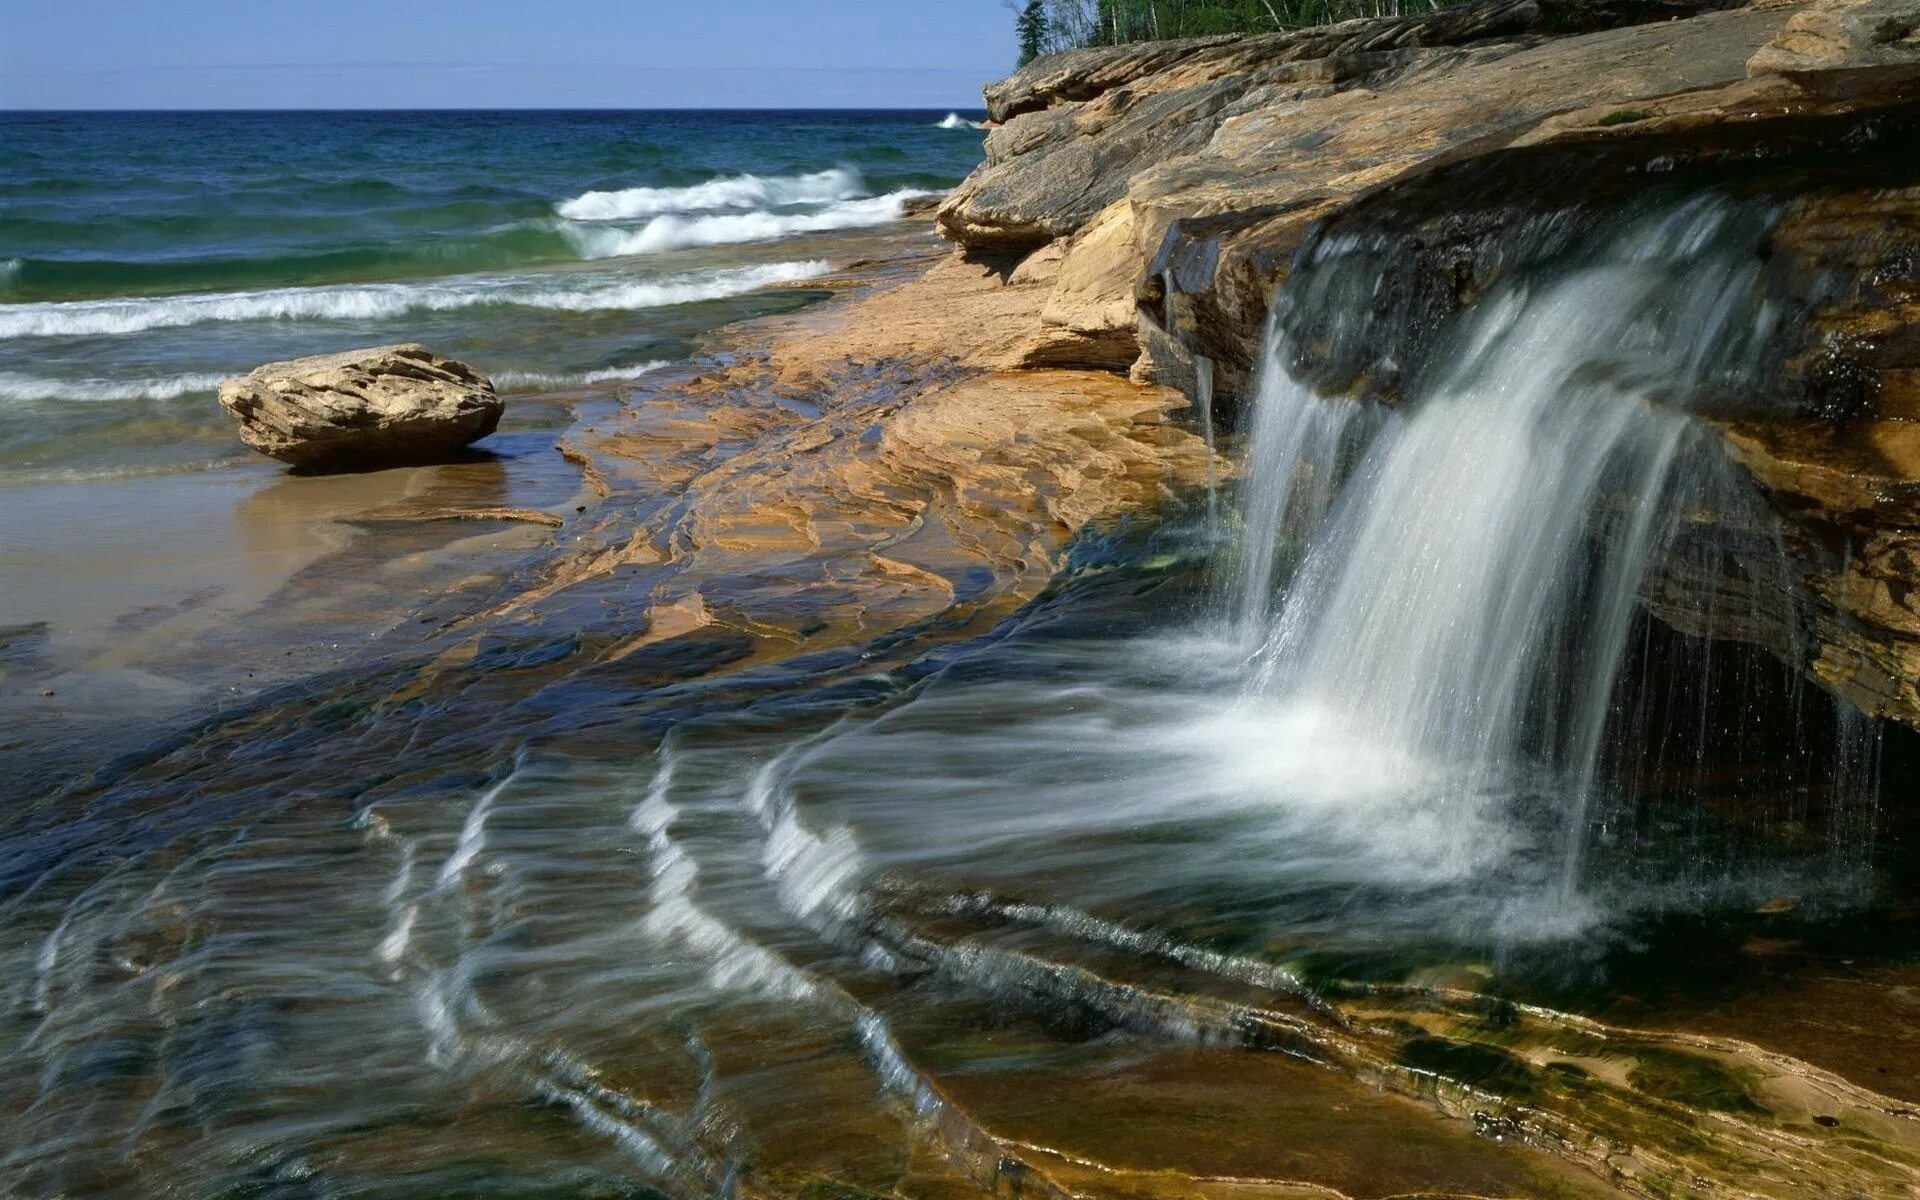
[[219, 344, 503, 471]]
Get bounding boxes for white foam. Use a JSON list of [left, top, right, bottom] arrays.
[[438, 774, 514, 889], [1, 457, 246, 485], [377, 905, 418, 965], [629, 753, 679, 837], [936, 113, 986, 130], [556, 168, 865, 222], [562, 192, 929, 258], [31, 911, 71, 1015], [0, 370, 228, 404], [494, 361, 670, 391], [642, 829, 819, 1005], [763, 813, 863, 923], [0, 261, 831, 339], [537, 1083, 676, 1174], [855, 1013, 939, 1113]]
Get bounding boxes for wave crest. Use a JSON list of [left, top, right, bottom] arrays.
[[936, 113, 986, 131], [494, 361, 671, 391], [562, 192, 930, 259], [556, 168, 866, 222], [0, 370, 229, 404], [0, 261, 832, 339]]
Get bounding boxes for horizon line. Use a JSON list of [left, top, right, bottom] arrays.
[[0, 104, 992, 115]]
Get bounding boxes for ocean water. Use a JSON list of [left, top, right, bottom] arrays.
[[0, 110, 986, 480]]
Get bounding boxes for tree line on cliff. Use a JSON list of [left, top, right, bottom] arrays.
[[1014, 0, 1459, 61]]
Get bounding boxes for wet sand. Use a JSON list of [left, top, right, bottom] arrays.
[[0, 401, 583, 792]]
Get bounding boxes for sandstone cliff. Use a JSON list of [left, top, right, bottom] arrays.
[[935, 0, 1920, 731]]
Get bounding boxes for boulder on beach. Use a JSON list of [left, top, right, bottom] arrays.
[[218, 343, 504, 471]]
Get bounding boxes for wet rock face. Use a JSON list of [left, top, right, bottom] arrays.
[[1709, 182, 1920, 725], [218, 343, 503, 471]]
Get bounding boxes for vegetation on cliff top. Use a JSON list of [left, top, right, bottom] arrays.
[[1015, 0, 1468, 54]]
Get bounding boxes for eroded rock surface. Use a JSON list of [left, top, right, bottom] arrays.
[[219, 343, 504, 470], [465, 246, 1217, 664]]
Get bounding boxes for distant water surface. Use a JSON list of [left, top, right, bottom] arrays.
[[0, 109, 987, 481]]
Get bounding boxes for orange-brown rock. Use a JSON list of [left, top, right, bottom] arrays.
[[471, 245, 1217, 659]]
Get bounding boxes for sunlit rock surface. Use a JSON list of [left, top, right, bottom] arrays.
[[508, 248, 1218, 656]]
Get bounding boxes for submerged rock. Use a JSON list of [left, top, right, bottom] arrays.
[[218, 344, 503, 471]]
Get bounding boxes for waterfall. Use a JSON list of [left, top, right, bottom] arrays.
[[1228, 344, 1368, 640], [1231, 198, 1789, 886], [1193, 354, 1218, 536]]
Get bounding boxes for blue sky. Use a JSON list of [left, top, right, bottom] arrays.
[[2, 1, 1016, 109]]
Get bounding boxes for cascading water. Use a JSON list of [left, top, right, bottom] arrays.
[[6, 175, 1914, 1197], [1227, 352, 1370, 639], [1193, 354, 1218, 536], [1230, 197, 1794, 889]]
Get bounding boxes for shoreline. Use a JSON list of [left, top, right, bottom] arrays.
[[1, 214, 1216, 795]]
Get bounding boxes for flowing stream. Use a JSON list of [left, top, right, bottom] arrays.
[[1, 195, 1913, 1197]]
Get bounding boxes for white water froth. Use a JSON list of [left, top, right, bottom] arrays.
[[743, 752, 866, 927], [936, 113, 987, 130], [561, 192, 930, 259], [0, 370, 228, 404], [493, 361, 670, 391], [0, 457, 247, 485], [936, 890, 1324, 1006], [556, 168, 866, 221], [855, 1013, 940, 1113], [536, 1083, 677, 1173], [1232, 197, 1779, 891], [0, 261, 831, 339], [378, 906, 419, 966], [438, 773, 516, 889], [635, 753, 825, 1005]]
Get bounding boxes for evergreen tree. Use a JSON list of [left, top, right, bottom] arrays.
[[1016, 0, 1051, 65]]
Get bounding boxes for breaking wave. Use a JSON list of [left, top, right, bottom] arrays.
[[493, 361, 671, 391], [0, 261, 832, 339], [556, 168, 866, 222], [0, 370, 229, 404], [936, 113, 986, 130], [561, 192, 930, 259]]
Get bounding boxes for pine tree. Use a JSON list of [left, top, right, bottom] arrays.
[[1016, 0, 1051, 65]]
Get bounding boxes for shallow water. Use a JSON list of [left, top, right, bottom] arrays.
[[3, 519, 1915, 1196]]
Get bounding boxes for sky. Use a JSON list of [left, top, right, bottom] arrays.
[[2, 1, 1018, 110]]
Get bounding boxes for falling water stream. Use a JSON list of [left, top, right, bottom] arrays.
[[1, 195, 1912, 1197], [1237, 198, 1791, 895]]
